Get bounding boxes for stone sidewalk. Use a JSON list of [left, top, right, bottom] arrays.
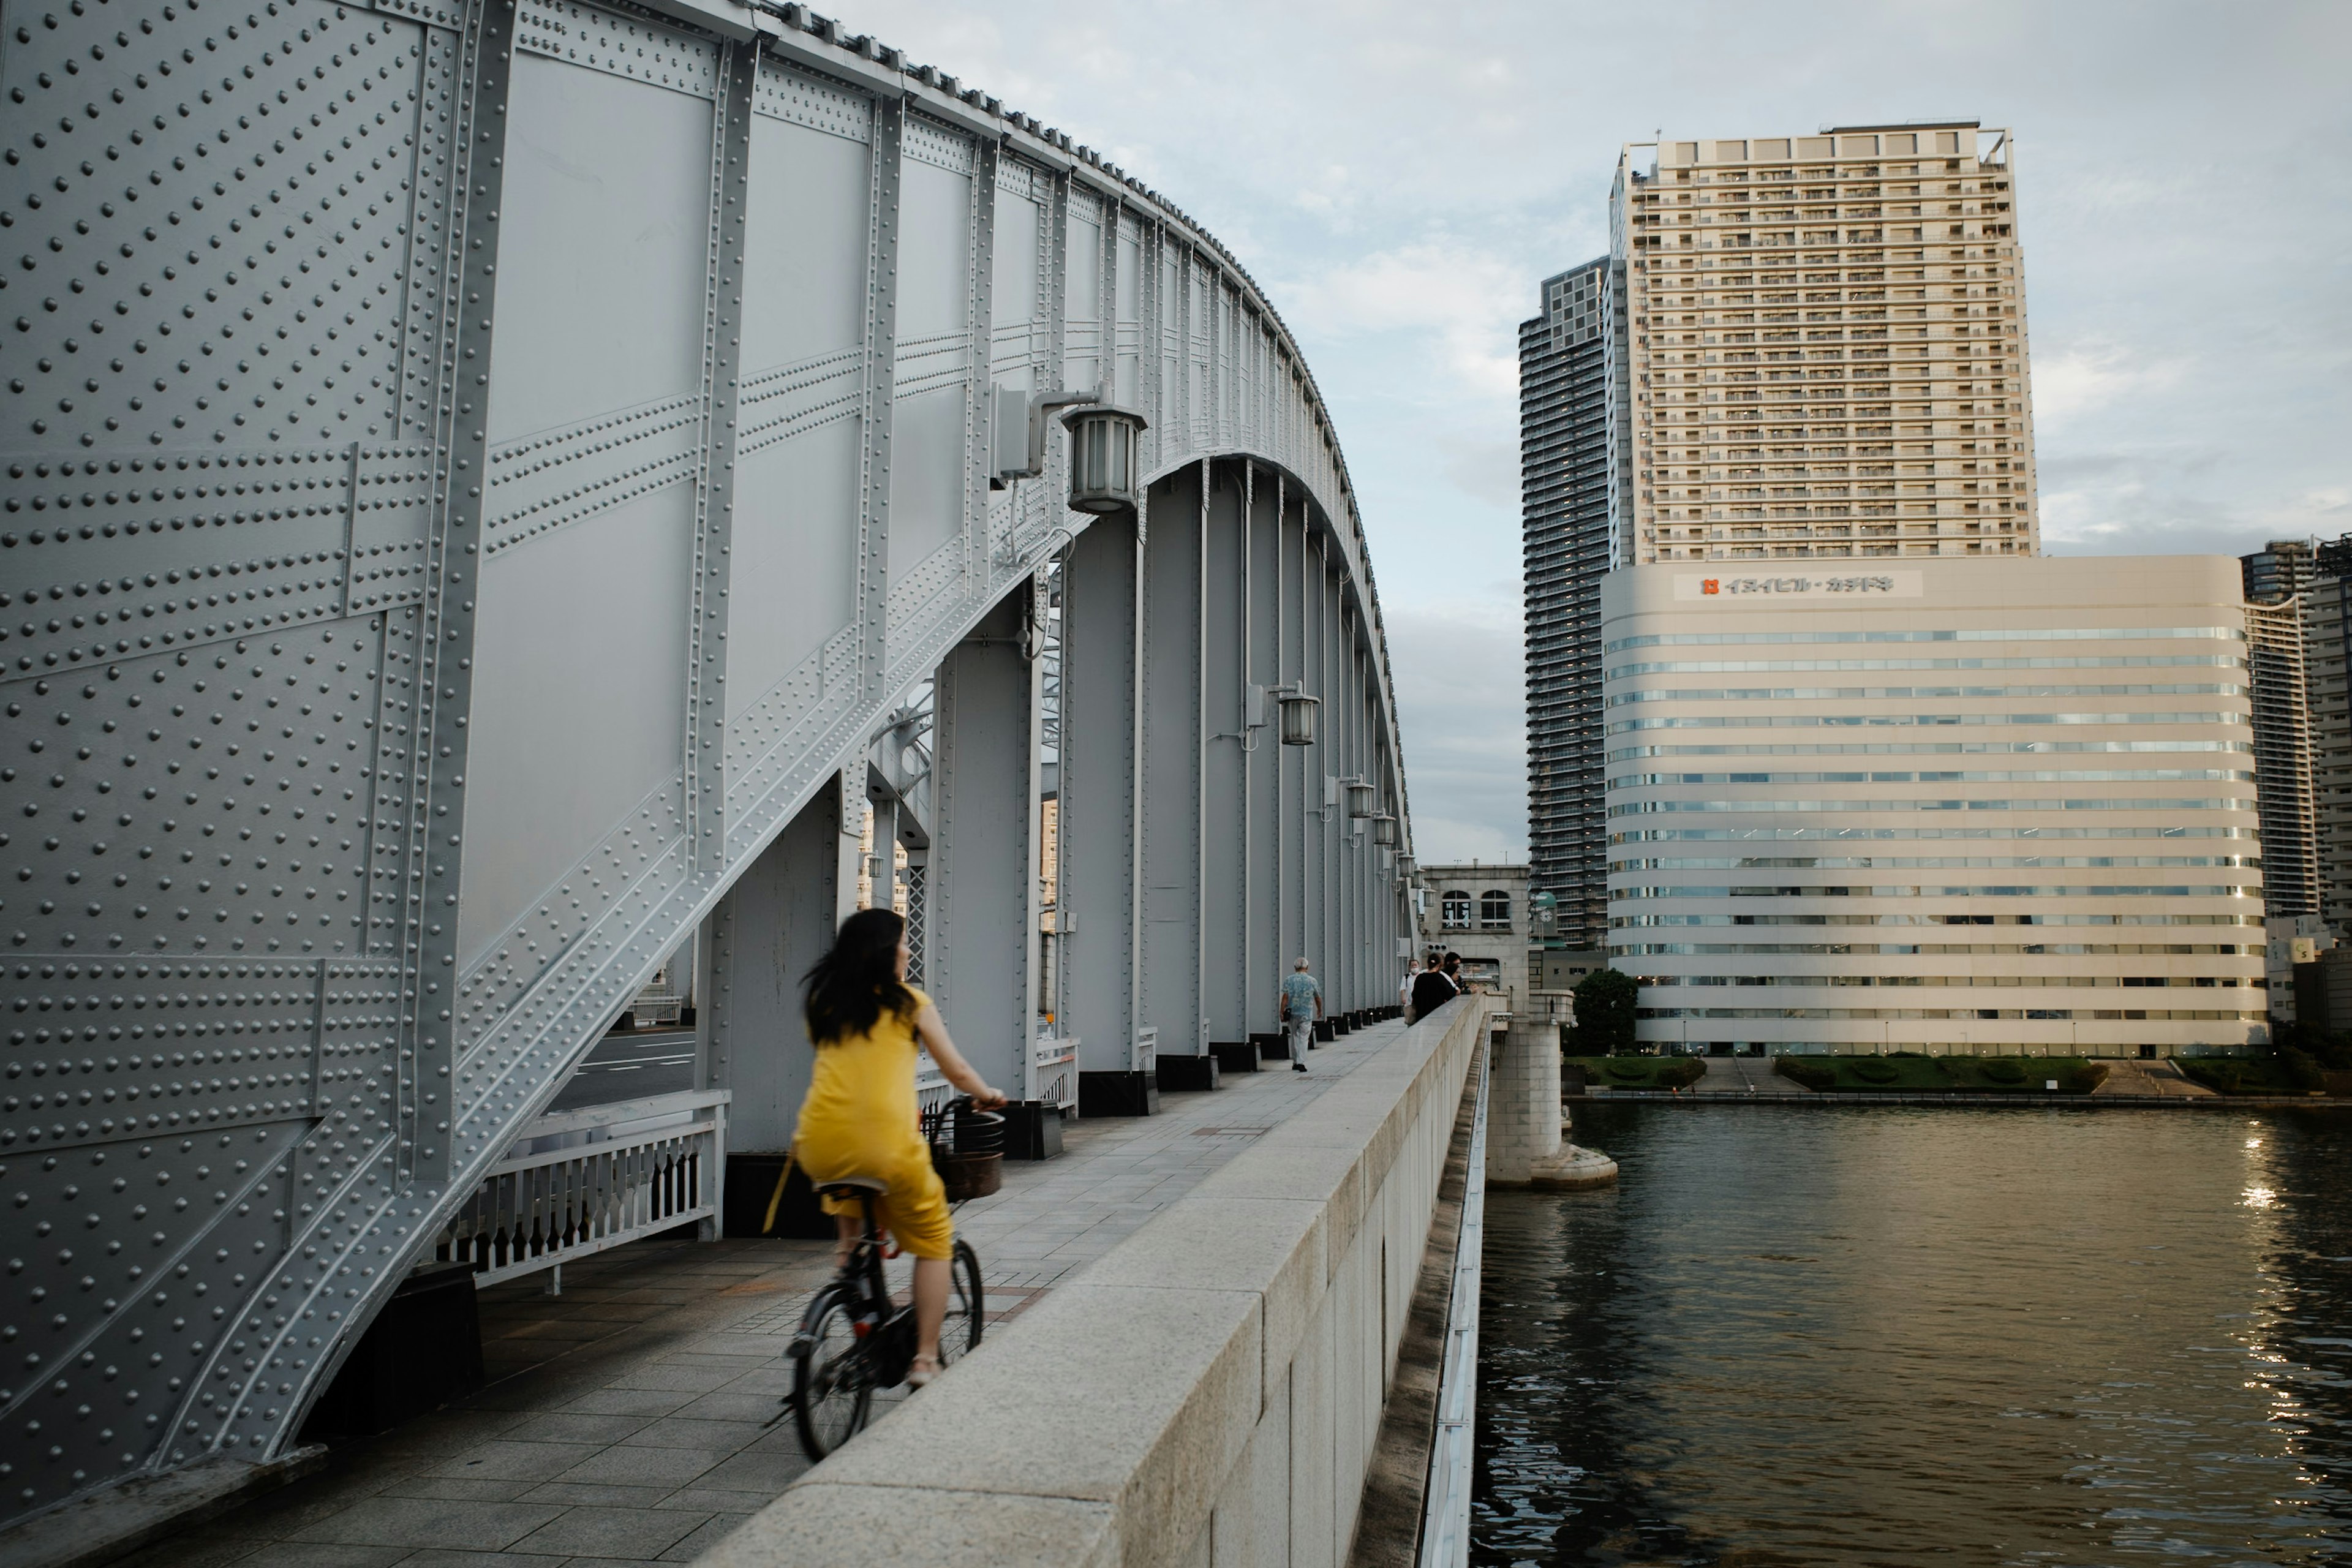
[[127, 1023, 1403, 1568]]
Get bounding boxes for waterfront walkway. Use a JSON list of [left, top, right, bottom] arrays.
[[122, 1026, 1404, 1568]]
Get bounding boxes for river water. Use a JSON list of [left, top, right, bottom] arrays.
[[1474, 1104, 2352, 1566]]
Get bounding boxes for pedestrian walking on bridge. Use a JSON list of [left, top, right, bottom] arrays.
[[1280, 958, 1324, 1072]]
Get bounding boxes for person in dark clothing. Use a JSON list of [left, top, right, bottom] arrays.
[[1443, 952, 1467, 993], [1408, 956, 1458, 1022]]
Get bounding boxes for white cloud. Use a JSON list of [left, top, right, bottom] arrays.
[[1275, 241, 1527, 405], [2030, 341, 2190, 428]]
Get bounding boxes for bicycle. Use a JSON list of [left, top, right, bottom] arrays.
[[781, 1098, 1000, 1461]]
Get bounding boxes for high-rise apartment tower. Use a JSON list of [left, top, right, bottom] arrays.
[[1520, 259, 1626, 946], [2306, 540, 2352, 933], [1609, 123, 2038, 563], [2244, 538, 2318, 605], [2245, 597, 2323, 920]]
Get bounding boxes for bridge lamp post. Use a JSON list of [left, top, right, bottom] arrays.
[[1062, 404, 1149, 515], [1272, 684, 1321, 747], [1345, 780, 1378, 821], [1371, 812, 1399, 847]]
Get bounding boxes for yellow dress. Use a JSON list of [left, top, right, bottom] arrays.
[[790, 985, 954, 1261]]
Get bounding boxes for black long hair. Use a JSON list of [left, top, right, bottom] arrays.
[[802, 907, 917, 1046]]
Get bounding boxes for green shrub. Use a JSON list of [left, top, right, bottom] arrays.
[[1851, 1058, 1901, 1085], [1775, 1057, 1837, 1091], [1600, 1058, 1653, 1084], [2177, 1057, 2245, 1094], [1978, 1058, 2027, 1086], [1658, 1057, 1708, 1090], [2278, 1047, 2326, 1093]]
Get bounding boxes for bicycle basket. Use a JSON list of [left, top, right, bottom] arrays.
[[922, 1098, 1005, 1202]]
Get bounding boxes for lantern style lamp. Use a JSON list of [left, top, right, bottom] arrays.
[[1063, 404, 1148, 514], [1276, 688, 1320, 747], [1346, 780, 1378, 820], [1371, 812, 1398, 846]]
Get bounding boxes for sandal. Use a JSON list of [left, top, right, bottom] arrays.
[[906, 1354, 942, 1389]]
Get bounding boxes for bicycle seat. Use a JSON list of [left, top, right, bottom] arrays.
[[815, 1176, 888, 1200]]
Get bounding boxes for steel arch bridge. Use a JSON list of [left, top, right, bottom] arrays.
[[0, 0, 1417, 1527]]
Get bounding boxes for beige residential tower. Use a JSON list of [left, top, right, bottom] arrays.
[[1610, 123, 2037, 564]]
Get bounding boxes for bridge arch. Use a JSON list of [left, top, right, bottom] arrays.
[[0, 0, 1414, 1523]]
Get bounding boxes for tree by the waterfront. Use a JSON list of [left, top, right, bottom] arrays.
[[1569, 967, 1640, 1055]]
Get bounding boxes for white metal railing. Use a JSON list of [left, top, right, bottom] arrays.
[[1418, 1033, 1491, 1567], [916, 1050, 952, 1118], [1033, 1028, 1078, 1109], [436, 1089, 729, 1288]]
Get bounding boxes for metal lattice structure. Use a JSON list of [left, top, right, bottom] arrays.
[[0, 0, 1414, 1528]]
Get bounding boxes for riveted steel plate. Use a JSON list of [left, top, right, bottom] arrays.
[[1, 0, 1415, 1530]]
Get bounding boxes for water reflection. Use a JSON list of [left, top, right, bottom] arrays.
[[1473, 1106, 2352, 1566]]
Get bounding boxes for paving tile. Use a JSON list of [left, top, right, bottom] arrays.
[[656, 1512, 753, 1561], [421, 1439, 605, 1482], [374, 1405, 538, 1441], [710, 1366, 793, 1396], [372, 1476, 537, 1503], [499, 1411, 658, 1445], [514, 1481, 677, 1509], [684, 1450, 804, 1495], [506, 1506, 709, 1560], [222, 1469, 413, 1533], [551, 1446, 723, 1488], [284, 1498, 566, 1551], [557, 1387, 701, 1418], [665, 1389, 788, 1423], [231, 1545, 412, 1568], [597, 1363, 739, 1394], [653, 1480, 809, 1513], [385, 1553, 573, 1568], [614, 1415, 763, 1453]]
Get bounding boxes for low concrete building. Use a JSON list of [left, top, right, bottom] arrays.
[[1415, 861, 1534, 1001]]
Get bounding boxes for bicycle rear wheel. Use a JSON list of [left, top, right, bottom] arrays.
[[791, 1283, 873, 1460], [937, 1238, 985, 1368]]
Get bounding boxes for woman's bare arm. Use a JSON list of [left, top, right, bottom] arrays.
[[914, 1005, 1006, 1108]]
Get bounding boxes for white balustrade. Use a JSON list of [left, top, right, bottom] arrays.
[[436, 1090, 731, 1287]]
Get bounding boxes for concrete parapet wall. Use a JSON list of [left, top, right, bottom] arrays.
[[700, 998, 1494, 1568]]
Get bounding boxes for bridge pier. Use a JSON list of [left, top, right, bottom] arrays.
[[929, 589, 1057, 1111], [1058, 508, 1160, 1110], [704, 772, 860, 1156]]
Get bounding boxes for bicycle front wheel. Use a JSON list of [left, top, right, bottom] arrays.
[[938, 1238, 985, 1368], [792, 1283, 873, 1461]]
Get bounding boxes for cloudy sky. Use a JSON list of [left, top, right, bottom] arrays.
[[840, 0, 2352, 859]]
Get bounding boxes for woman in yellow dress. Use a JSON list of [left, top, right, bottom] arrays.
[[793, 908, 1004, 1387]]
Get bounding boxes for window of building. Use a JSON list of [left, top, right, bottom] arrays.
[[1480, 891, 1512, 929], [1441, 891, 1471, 930]]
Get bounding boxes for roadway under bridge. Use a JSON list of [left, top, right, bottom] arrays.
[[0, 0, 1418, 1531]]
